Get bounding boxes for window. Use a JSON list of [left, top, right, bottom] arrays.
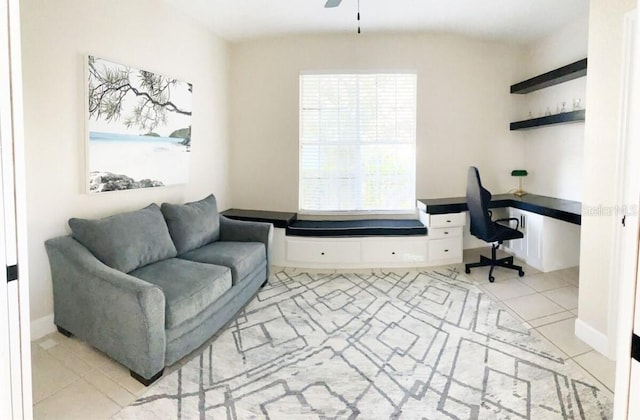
[[299, 72, 417, 213]]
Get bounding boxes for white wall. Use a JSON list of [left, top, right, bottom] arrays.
[[20, 0, 230, 337], [229, 34, 525, 212], [578, 0, 636, 349], [517, 17, 589, 201]]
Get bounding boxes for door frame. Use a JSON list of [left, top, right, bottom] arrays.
[[612, 7, 640, 420], [609, 9, 639, 359], [0, 0, 33, 417]]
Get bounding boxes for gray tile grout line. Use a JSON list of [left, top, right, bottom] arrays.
[[32, 347, 83, 405], [570, 354, 615, 393], [527, 313, 576, 328], [36, 337, 137, 412], [467, 262, 614, 395], [33, 373, 83, 410]]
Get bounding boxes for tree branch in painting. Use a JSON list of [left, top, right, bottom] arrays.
[[88, 56, 192, 133]]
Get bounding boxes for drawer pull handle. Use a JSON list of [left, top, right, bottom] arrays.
[[446, 220, 451, 223], [444, 231, 449, 235], [321, 252, 325, 255], [392, 252, 396, 255], [444, 249, 449, 252]]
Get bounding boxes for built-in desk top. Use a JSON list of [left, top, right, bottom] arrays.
[[417, 194, 582, 225], [221, 209, 297, 229]]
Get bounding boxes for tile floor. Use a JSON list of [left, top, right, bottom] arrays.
[[30, 247, 616, 419]]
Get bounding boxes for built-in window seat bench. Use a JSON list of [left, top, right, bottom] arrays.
[[222, 209, 462, 268], [286, 219, 427, 237]]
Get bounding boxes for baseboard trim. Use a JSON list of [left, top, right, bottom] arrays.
[[30, 314, 56, 341], [575, 318, 611, 358]]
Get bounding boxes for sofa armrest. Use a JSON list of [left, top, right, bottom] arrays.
[[219, 216, 274, 275], [44, 236, 166, 379]]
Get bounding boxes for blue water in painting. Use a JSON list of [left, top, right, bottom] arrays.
[[89, 131, 183, 144]]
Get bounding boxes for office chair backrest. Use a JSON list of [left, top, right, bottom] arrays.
[[466, 166, 495, 240]]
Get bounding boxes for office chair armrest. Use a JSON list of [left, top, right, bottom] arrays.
[[494, 217, 520, 231]]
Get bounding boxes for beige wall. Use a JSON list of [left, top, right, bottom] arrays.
[[228, 34, 525, 212], [21, 0, 230, 335], [579, 0, 636, 342], [519, 16, 589, 201]]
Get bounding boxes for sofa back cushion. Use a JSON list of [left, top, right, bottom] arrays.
[[161, 194, 220, 255], [68, 203, 177, 273]]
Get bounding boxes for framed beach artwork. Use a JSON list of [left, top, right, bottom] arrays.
[[86, 55, 192, 193]]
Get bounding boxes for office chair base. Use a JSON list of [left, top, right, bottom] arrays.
[[464, 244, 524, 283]]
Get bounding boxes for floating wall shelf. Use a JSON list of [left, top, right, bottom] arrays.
[[510, 110, 585, 131], [510, 58, 588, 94]]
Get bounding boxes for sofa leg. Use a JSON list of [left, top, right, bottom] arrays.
[[56, 325, 73, 337], [130, 369, 164, 386], [261, 278, 268, 288]]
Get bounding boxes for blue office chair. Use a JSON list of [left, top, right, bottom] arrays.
[[464, 166, 525, 282]]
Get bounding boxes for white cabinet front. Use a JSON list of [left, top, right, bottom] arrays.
[[286, 239, 361, 264], [504, 208, 577, 272], [428, 237, 462, 261], [506, 208, 527, 259], [427, 212, 466, 228], [361, 239, 428, 264], [428, 226, 463, 239], [284, 236, 429, 267], [524, 211, 543, 269]]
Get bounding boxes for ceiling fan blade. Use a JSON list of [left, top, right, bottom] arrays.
[[324, 0, 342, 8]]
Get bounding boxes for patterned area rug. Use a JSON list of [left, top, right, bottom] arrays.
[[114, 269, 612, 419]]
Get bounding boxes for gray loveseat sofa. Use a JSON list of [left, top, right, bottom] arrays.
[[44, 194, 272, 385]]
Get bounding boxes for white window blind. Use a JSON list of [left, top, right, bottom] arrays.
[[299, 72, 417, 213]]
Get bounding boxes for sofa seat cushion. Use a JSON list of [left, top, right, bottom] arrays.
[[179, 242, 265, 285], [129, 258, 231, 329], [69, 204, 177, 273]]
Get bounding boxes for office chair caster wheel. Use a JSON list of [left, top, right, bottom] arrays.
[[488, 276, 495, 283], [518, 270, 525, 277]]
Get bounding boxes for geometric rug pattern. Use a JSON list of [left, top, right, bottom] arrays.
[[114, 269, 612, 419]]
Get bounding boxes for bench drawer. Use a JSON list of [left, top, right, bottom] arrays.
[[427, 212, 466, 228], [428, 226, 462, 239], [428, 237, 462, 261], [286, 238, 361, 264], [361, 239, 427, 264]]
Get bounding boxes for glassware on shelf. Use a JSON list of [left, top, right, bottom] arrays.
[[573, 98, 582, 110]]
